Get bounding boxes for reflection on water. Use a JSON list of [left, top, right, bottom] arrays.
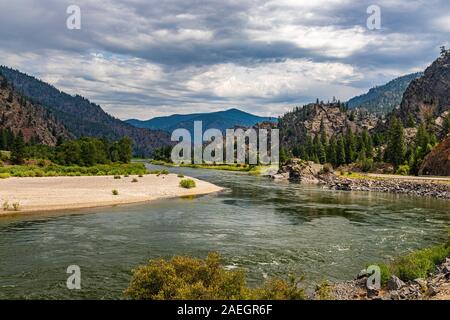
[[0, 165, 448, 299]]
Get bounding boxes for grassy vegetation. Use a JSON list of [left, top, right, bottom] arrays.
[[125, 252, 305, 300], [149, 169, 170, 175], [179, 179, 196, 189], [374, 242, 450, 285], [338, 171, 384, 181], [112, 189, 119, 196], [0, 163, 148, 178], [149, 159, 268, 175]]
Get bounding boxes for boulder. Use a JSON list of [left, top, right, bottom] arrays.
[[387, 275, 405, 291]]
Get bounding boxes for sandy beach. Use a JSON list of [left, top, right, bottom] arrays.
[[0, 174, 223, 215]]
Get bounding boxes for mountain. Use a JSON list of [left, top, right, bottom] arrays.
[[0, 66, 170, 156], [0, 72, 71, 145], [395, 50, 450, 136], [347, 72, 423, 114], [126, 108, 277, 134]]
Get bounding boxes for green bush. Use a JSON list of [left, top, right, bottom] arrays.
[[177, 174, 185, 178], [132, 178, 138, 183], [112, 189, 119, 195], [180, 179, 196, 189], [124, 253, 305, 300], [373, 243, 449, 284], [395, 164, 410, 176], [114, 175, 121, 179], [0, 173, 11, 179]]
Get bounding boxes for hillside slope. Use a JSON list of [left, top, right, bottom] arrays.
[[0, 66, 170, 156], [0, 73, 71, 145], [347, 72, 423, 114], [396, 51, 450, 135], [126, 108, 277, 134]]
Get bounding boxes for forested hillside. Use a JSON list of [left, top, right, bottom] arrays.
[[0, 66, 171, 156], [347, 72, 423, 114], [0, 72, 71, 146]]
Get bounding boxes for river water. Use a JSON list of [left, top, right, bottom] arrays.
[[0, 165, 448, 299]]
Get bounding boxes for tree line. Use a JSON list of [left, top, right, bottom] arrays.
[[0, 129, 133, 166], [282, 115, 442, 175]]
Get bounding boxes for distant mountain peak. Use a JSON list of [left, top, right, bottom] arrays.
[[126, 108, 277, 134]]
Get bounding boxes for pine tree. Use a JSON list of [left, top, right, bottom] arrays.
[[336, 135, 346, 166], [11, 131, 26, 164], [407, 113, 415, 128], [0, 75, 7, 89], [344, 128, 356, 164], [443, 113, 450, 135], [385, 117, 405, 168], [327, 136, 337, 166], [320, 119, 327, 146]]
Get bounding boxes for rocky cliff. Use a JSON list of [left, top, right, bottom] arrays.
[[279, 102, 380, 149], [397, 50, 450, 136]]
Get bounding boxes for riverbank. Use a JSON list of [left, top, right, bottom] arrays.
[[0, 174, 223, 215], [325, 172, 450, 200], [272, 159, 450, 200], [325, 243, 450, 300]]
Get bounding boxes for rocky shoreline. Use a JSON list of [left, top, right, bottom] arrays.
[[325, 258, 450, 300], [270, 159, 450, 200], [325, 174, 450, 200]]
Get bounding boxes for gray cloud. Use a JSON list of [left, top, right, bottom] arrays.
[[0, 0, 448, 119]]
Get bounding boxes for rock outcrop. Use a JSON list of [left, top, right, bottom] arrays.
[[396, 50, 450, 136], [279, 102, 380, 150], [419, 137, 450, 176], [272, 158, 324, 183]]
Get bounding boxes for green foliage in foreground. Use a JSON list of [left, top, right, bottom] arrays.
[[124, 253, 305, 300], [179, 178, 196, 189], [375, 242, 450, 284], [0, 163, 148, 177]]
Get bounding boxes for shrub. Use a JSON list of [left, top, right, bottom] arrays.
[[3, 201, 10, 211], [177, 174, 185, 178], [180, 179, 196, 189], [314, 280, 333, 300], [372, 243, 449, 284], [138, 174, 144, 178], [124, 253, 305, 300], [112, 189, 119, 195], [114, 175, 121, 179], [12, 202, 20, 211], [395, 164, 410, 176], [360, 158, 374, 173], [132, 178, 138, 183], [0, 173, 11, 179]]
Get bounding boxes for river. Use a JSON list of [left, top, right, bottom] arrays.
[[0, 165, 448, 299]]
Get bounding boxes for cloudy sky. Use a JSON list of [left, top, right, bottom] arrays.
[[0, 0, 448, 119]]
